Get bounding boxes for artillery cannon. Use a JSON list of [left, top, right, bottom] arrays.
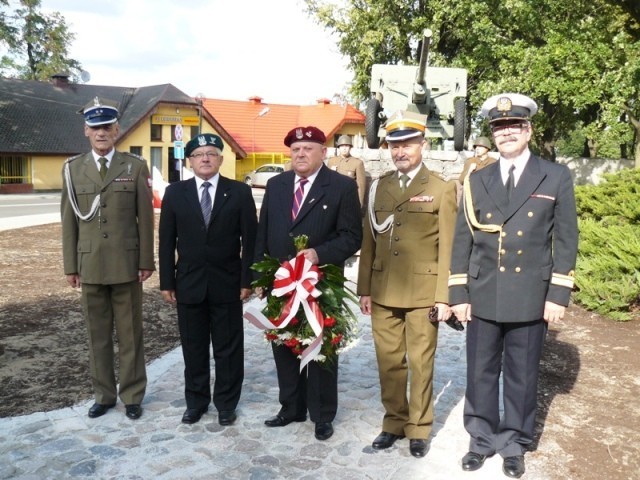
[[366, 29, 467, 150]]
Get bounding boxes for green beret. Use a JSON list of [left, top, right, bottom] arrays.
[[185, 133, 224, 157]]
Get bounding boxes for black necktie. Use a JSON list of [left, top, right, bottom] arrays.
[[506, 165, 515, 199], [201, 181, 212, 225]]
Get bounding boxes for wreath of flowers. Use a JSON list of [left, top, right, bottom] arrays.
[[245, 235, 358, 368]]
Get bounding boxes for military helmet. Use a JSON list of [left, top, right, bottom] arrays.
[[336, 135, 353, 147], [473, 136, 491, 150]]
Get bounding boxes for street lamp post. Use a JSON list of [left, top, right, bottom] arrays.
[[252, 107, 270, 170], [195, 93, 205, 134]]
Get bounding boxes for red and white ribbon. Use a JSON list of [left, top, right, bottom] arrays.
[[244, 253, 325, 371]]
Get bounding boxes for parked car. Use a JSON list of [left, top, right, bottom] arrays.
[[244, 163, 284, 188]]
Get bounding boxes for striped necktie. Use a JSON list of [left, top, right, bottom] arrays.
[[291, 178, 308, 219], [201, 181, 212, 226]]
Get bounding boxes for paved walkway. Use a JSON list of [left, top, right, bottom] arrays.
[[0, 217, 548, 479]]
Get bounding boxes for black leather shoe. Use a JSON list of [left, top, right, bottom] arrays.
[[409, 439, 429, 458], [182, 407, 208, 424], [88, 403, 115, 418], [125, 404, 143, 420], [372, 431, 405, 449], [462, 451, 487, 471], [218, 410, 237, 426], [503, 455, 525, 478], [264, 414, 306, 427], [314, 422, 333, 441]]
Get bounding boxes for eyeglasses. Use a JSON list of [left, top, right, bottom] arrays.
[[190, 152, 220, 159], [491, 122, 529, 135]]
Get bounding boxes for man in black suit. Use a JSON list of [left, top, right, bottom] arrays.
[[159, 133, 257, 426], [256, 126, 362, 441], [449, 93, 578, 478]]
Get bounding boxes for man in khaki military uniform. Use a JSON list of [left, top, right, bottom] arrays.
[[457, 136, 496, 203], [61, 97, 155, 420], [327, 135, 366, 205], [357, 117, 457, 458]]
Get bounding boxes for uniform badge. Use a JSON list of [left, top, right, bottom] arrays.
[[295, 128, 304, 140], [497, 97, 512, 112], [198, 135, 208, 146], [410, 195, 434, 202]]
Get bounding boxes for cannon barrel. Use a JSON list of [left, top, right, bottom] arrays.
[[416, 29, 432, 86], [412, 29, 432, 104]]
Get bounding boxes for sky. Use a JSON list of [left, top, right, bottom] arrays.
[[38, 0, 353, 105]]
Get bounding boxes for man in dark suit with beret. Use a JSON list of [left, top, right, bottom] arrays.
[[449, 93, 578, 478], [255, 126, 362, 441], [159, 133, 257, 426], [61, 97, 155, 420]]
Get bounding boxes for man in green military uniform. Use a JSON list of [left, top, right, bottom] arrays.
[[357, 116, 458, 458], [327, 135, 366, 205], [61, 97, 155, 420]]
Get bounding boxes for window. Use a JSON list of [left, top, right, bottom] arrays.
[[190, 126, 199, 138], [150, 124, 162, 141], [129, 146, 142, 156]]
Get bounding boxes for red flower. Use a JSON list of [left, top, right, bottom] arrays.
[[289, 317, 299, 326], [284, 337, 300, 348], [331, 334, 343, 345], [265, 332, 278, 341], [324, 316, 336, 328]]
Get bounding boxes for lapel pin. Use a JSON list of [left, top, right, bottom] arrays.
[[309, 198, 316, 204], [323, 205, 327, 210]]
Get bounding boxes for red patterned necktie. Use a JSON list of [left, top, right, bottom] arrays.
[[291, 178, 309, 219]]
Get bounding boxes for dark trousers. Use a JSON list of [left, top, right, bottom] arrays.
[[177, 299, 244, 412], [464, 316, 547, 457], [272, 344, 338, 423]]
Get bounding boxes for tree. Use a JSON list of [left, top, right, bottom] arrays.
[[304, 0, 640, 165], [0, 0, 82, 82]]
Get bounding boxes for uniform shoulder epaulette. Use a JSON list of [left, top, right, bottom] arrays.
[[379, 170, 395, 178], [64, 153, 83, 164], [122, 151, 147, 162], [428, 170, 448, 183]]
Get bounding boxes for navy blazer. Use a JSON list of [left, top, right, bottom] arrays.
[[159, 175, 257, 304], [449, 155, 578, 322], [255, 165, 362, 266]]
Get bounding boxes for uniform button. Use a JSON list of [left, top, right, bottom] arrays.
[[394, 236, 399, 241], [499, 266, 505, 272], [500, 249, 506, 255], [101, 203, 107, 208], [518, 250, 523, 255], [102, 233, 108, 238], [528, 211, 534, 217], [517, 230, 523, 236], [396, 222, 401, 226], [393, 251, 399, 256], [101, 218, 107, 223], [288, 232, 293, 237], [501, 231, 507, 237], [486, 213, 493, 219], [397, 207, 403, 212], [515, 267, 521, 273]]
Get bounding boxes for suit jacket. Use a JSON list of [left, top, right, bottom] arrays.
[[255, 165, 362, 266], [61, 151, 155, 284], [449, 154, 578, 322], [357, 164, 457, 308], [158, 175, 257, 304], [326, 155, 366, 205]]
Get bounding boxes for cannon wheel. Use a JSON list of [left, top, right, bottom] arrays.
[[453, 97, 466, 151], [365, 98, 382, 149]]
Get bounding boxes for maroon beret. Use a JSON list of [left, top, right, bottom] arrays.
[[283, 126, 326, 147]]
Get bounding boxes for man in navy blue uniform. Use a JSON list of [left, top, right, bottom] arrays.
[[449, 93, 578, 478]]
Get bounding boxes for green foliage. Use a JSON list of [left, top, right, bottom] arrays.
[[0, 0, 82, 81], [304, 0, 640, 164], [573, 169, 640, 320]]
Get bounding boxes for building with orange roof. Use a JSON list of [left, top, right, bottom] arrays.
[[202, 96, 365, 180]]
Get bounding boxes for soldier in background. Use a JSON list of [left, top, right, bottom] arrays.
[[327, 135, 366, 205], [61, 97, 155, 421], [457, 136, 496, 203]]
